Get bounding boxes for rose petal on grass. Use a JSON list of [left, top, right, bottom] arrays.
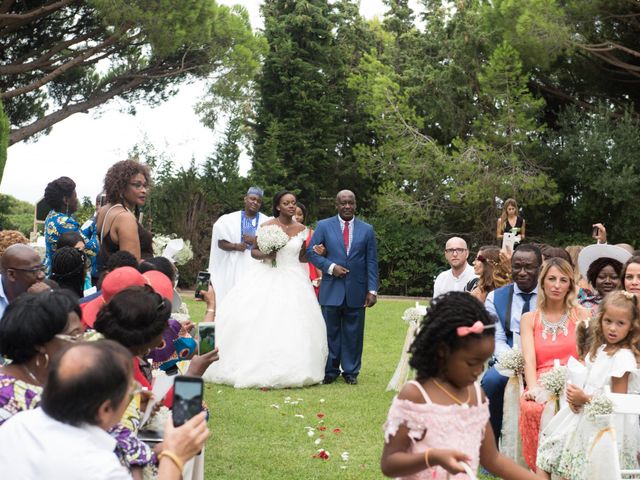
[[341, 452, 349, 461], [332, 428, 342, 434], [312, 449, 330, 460], [294, 414, 305, 419], [270, 404, 280, 409], [319, 398, 325, 403], [307, 430, 315, 437], [314, 438, 322, 445], [316, 412, 325, 419], [318, 426, 327, 431]]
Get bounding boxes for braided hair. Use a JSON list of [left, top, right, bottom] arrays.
[[50, 246, 86, 298], [409, 292, 494, 380], [94, 285, 171, 352], [44, 177, 76, 212]]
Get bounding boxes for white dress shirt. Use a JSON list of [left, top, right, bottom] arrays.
[[0, 408, 131, 480], [432, 263, 476, 298], [485, 284, 538, 358]]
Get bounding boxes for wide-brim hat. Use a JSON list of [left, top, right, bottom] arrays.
[[577, 243, 632, 278]]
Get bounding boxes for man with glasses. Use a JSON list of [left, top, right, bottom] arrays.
[[432, 237, 476, 298], [0, 244, 49, 319]]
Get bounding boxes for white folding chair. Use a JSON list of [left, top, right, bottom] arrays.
[[606, 390, 640, 479]]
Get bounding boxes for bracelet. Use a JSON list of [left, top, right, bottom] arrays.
[[424, 448, 431, 468], [206, 309, 215, 313], [158, 450, 184, 472]]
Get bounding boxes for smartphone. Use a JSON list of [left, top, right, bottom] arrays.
[[194, 271, 211, 299], [172, 376, 204, 427], [198, 322, 216, 355]]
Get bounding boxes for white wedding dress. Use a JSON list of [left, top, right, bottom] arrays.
[[203, 230, 328, 388]]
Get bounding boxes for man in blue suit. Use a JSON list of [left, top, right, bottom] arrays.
[[481, 244, 541, 445], [307, 190, 379, 385]]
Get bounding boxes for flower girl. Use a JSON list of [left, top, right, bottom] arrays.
[[536, 290, 640, 479]]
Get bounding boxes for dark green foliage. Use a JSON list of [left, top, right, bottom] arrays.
[[0, 101, 7, 184], [0, 194, 34, 235], [369, 215, 441, 296]]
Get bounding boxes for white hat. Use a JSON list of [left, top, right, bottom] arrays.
[[577, 244, 631, 278]]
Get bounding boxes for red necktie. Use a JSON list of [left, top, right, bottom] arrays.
[[343, 221, 350, 253]]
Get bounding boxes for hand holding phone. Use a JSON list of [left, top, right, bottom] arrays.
[[197, 322, 216, 355], [172, 376, 204, 427], [194, 271, 211, 299]]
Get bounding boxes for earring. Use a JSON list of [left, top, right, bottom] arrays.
[[35, 352, 49, 369]]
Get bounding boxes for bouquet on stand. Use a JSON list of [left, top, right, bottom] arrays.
[[386, 303, 426, 392], [496, 347, 526, 465], [539, 361, 568, 433], [256, 225, 290, 267]]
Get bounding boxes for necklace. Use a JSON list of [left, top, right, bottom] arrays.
[[21, 364, 41, 386], [540, 311, 569, 341], [432, 379, 470, 407], [277, 218, 294, 230]]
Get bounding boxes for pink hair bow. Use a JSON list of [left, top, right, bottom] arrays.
[[456, 321, 495, 337]]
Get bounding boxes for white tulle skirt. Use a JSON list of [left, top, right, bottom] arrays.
[[203, 259, 328, 389]]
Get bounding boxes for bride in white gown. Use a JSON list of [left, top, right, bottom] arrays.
[[204, 191, 328, 388]]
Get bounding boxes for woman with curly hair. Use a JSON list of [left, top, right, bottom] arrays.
[[42, 176, 98, 277], [0, 230, 28, 258], [467, 246, 511, 303], [95, 160, 153, 269]]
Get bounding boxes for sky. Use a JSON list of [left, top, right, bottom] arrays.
[[1, 0, 421, 204]]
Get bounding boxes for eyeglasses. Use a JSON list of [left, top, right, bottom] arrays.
[[445, 248, 467, 255], [8, 264, 46, 274], [128, 182, 148, 190], [55, 332, 85, 343]]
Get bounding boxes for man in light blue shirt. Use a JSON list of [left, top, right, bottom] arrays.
[[481, 244, 542, 445]]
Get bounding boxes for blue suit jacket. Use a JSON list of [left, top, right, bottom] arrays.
[[307, 216, 379, 308]]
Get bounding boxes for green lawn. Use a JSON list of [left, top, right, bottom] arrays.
[[181, 295, 413, 479]]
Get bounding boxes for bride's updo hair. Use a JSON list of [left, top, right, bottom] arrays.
[[272, 190, 296, 218], [94, 285, 170, 350]]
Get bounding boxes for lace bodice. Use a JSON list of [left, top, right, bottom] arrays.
[[274, 229, 307, 268], [383, 381, 489, 479]]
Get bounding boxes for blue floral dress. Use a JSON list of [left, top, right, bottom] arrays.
[[44, 210, 99, 283]]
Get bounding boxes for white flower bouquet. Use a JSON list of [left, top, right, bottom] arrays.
[[585, 393, 614, 421], [496, 347, 525, 377], [540, 365, 568, 397], [401, 307, 424, 325], [256, 225, 289, 267], [540, 365, 568, 411], [152, 235, 194, 266]]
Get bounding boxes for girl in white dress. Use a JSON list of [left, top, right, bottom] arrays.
[[203, 191, 328, 388], [536, 290, 640, 479]]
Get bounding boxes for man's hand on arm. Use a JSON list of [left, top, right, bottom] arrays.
[[332, 265, 349, 278]]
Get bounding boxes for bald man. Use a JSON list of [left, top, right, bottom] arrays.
[[307, 190, 379, 385], [0, 244, 48, 319], [432, 237, 476, 298]]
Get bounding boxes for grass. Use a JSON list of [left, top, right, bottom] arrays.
[[181, 295, 413, 479]]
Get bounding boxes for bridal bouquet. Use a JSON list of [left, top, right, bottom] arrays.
[[257, 225, 289, 267]]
